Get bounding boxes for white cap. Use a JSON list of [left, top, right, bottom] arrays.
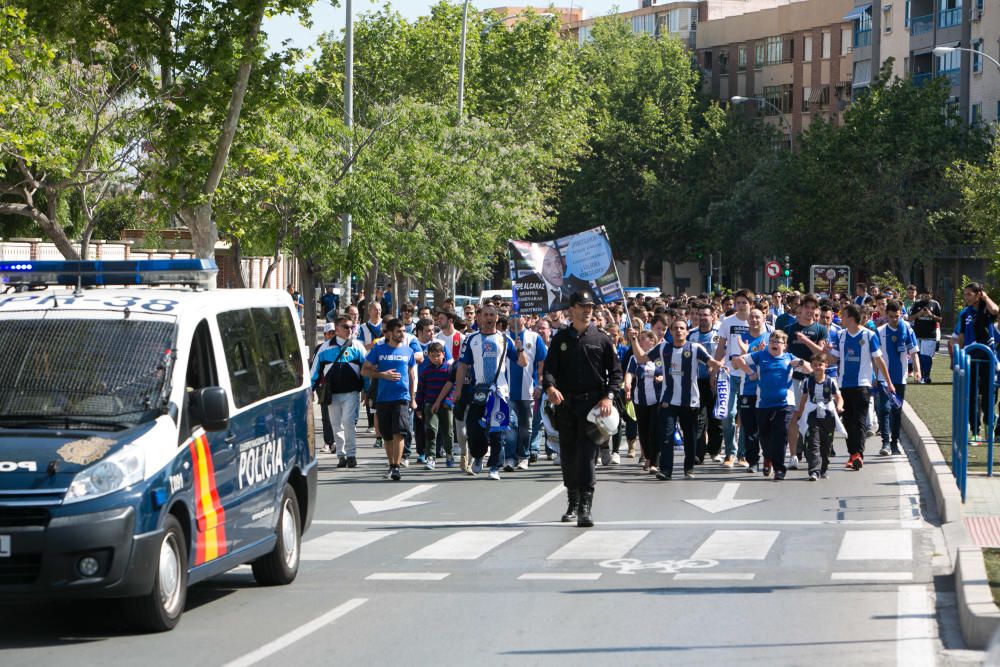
[[323, 322, 336, 333]]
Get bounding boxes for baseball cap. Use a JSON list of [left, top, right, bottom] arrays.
[[569, 290, 597, 307], [323, 322, 336, 333]]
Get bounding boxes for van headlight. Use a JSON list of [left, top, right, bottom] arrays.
[[64, 446, 145, 503]]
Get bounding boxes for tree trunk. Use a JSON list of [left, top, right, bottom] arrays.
[[399, 275, 411, 308], [432, 263, 447, 309], [229, 235, 248, 289], [417, 276, 429, 308], [391, 270, 400, 317], [299, 256, 318, 347]]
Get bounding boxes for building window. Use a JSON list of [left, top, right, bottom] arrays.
[[738, 45, 747, 72], [936, 48, 961, 87], [975, 0, 984, 19], [804, 35, 813, 62], [766, 36, 782, 65], [939, 0, 962, 28], [883, 4, 892, 32], [905, 0, 910, 27], [578, 26, 592, 45], [853, 6, 873, 47], [971, 103, 983, 126], [822, 30, 831, 59], [853, 59, 873, 86], [763, 84, 793, 114], [973, 39, 984, 73], [842, 27, 853, 54], [703, 50, 713, 71], [755, 41, 766, 68], [802, 87, 812, 112], [719, 49, 729, 75], [631, 14, 655, 34]]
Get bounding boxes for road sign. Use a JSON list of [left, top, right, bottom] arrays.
[[765, 261, 782, 279]]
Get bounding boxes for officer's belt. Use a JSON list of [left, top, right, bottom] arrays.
[[563, 390, 605, 402]]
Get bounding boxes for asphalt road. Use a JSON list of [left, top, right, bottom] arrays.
[[0, 421, 983, 666]]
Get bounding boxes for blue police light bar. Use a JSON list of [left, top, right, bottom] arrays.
[[0, 259, 218, 289]]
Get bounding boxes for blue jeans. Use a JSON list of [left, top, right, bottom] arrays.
[[510, 399, 533, 460], [875, 384, 907, 448], [529, 399, 545, 454]]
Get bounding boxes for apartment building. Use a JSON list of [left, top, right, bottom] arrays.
[[482, 5, 585, 26]]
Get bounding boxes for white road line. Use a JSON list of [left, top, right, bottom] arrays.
[[691, 530, 779, 560], [896, 584, 937, 667], [831, 572, 914, 582], [518, 573, 603, 581], [301, 530, 397, 561], [836, 530, 913, 561], [405, 530, 522, 560], [222, 598, 367, 667], [893, 456, 923, 528], [672, 573, 756, 581], [504, 482, 566, 523], [546, 530, 650, 560], [311, 518, 913, 528], [365, 572, 449, 581]]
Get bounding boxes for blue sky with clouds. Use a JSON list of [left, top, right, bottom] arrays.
[[264, 0, 625, 52]]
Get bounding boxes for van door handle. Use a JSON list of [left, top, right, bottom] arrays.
[[225, 433, 237, 446]]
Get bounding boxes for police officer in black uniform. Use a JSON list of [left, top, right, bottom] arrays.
[[542, 290, 623, 528]]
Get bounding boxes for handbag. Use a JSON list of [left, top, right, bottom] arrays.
[[470, 334, 509, 406]]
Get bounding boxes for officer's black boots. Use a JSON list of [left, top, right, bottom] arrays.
[[577, 489, 594, 528], [561, 489, 579, 522]]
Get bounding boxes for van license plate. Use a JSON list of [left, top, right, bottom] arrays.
[[0, 535, 9, 557]]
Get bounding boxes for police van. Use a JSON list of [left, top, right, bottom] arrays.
[[0, 259, 316, 631]]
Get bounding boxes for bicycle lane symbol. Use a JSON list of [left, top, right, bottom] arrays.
[[598, 558, 719, 575]]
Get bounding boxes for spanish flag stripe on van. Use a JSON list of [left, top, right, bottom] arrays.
[[188, 433, 227, 565]]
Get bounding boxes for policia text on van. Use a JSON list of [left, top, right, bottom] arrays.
[[0, 260, 317, 631]]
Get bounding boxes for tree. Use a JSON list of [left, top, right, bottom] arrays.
[[949, 133, 1000, 279]]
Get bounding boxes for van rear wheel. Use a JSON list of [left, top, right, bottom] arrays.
[[123, 514, 187, 632], [252, 484, 301, 586]]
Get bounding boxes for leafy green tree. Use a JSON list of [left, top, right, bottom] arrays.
[[949, 134, 1000, 280]]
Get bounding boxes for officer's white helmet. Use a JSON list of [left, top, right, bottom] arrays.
[[586, 404, 620, 439]]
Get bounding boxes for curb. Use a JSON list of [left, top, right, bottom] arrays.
[[901, 402, 1000, 649]]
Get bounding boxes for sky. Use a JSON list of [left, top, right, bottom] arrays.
[[264, 0, 626, 53]]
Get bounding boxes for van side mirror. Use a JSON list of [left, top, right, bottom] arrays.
[[189, 387, 230, 432]]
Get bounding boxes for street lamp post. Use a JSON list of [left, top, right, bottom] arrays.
[[730, 95, 794, 151], [933, 45, 1000, 71], [342, 0, 354, 306]]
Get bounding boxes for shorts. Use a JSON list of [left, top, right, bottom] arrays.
[[376, 401, 411, 437]]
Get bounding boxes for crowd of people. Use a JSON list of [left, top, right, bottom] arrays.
[[308, 280, 960, 500]]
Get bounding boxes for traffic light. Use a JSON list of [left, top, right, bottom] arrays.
[[783, 255, 791, 277]]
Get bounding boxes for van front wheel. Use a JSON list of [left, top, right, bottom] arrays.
[[123, 514, 187, 632], [252, 484, 301, 586]]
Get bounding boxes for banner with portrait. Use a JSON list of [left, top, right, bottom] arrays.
[[508, 226, 625, 315]]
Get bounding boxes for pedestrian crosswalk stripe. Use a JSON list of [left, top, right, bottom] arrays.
[[690, 530, 779, 560], [518, 573, 603, 581], [831, 572, 914, 581], [546, 530, 650, 560], [672, 573, 756, 581], [365, 572, 450, 581], [836, 530, 912, 560], [302, 530, 398, 561], [405, 530, 522, 560]]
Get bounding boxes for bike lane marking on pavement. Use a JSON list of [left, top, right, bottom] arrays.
[[222, 598, 368, 667], [896, 584, 937, 667]]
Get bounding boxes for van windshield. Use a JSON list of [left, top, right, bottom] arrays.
[[0, 315, 176, 430]]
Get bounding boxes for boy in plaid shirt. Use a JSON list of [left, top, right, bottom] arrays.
[[416, 342, 456, 469]]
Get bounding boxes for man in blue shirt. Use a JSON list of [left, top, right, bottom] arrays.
[[956, 282, 999, 434], [362, 319, 417, 481], [876, 301, 920, 456]]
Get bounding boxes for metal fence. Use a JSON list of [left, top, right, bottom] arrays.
[[952, 343, 997, 501]]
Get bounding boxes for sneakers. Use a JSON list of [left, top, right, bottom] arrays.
[[787, 456, 799, 470], [655, 471, 671, 481], [383, 466, 393, 480], [712, 453, 725, 463], [516, 458, 530, 470], [762, 459, 772, 477], [390, 466, 401, 481], [879, 446, 891, 457], [374, 437, 383, 449], [890, 445, 902, 456], [820, 470, 829, 479], [627, 441, 637, 458], [775, 470, 786, 481], [529, 453, 539, 463], [746, 462, 758, 473], [471, 458, 483, 474], [737, 457, 748, 467], [722, 455, 734, 468], [323, 444, 334, 454], [337, 456, 348, 468], [425, 458, 436, 471], [488, 468, 501, 481], [848, 453, 863, 470], [600, 448, 612, 466], [416, 454, 426, 464], [346, 456, 357, 468], [610, 452, 621, 465], [648, 465, 659, 474], [553, 454, 561, 465], [684, 470, 695, 479], [809, 471, 819, 481], [445, 458, 455, 468], [400, 457, 409, 468], [503, 460, 515, 473]]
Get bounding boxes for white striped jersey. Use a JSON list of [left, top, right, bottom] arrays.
[[830, 327, 882, 389]]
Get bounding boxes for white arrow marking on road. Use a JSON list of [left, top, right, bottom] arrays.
[[351, 484, 436, 515], [683, 483, 763, 514]]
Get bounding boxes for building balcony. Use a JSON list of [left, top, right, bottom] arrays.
[[854, 29, 872, 48], [939, 7, 962, 28], [938, 68, 961, 88], [911, 13, 933, 35], [912, 72, 933, 87]]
